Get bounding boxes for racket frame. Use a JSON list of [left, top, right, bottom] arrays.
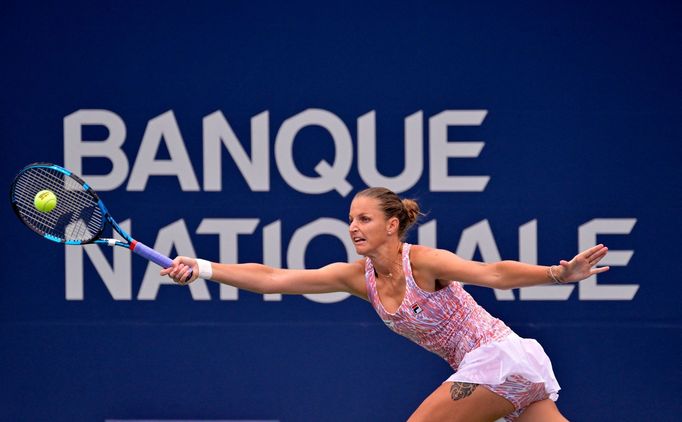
[[10, 162, 185, 275]]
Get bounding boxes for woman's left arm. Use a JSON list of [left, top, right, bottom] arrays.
[[413, 244, 610, 289]]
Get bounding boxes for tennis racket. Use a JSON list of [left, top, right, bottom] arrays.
[[10, 162, 191, 280]]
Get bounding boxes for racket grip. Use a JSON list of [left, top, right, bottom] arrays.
[[131, 241, 194, 280]]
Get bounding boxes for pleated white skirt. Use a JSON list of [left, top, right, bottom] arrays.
[[445, 333, 560, 401]]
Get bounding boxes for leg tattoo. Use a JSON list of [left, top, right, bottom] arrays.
[[450, 382, 478, 401]]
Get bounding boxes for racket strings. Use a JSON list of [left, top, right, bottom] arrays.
[[13, 172, 98, 241], [12, 167, 104, 242]]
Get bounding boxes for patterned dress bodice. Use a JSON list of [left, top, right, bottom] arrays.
[[365, 243, 512, 369]]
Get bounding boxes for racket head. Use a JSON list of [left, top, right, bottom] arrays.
[[10, 163, 106, 244]]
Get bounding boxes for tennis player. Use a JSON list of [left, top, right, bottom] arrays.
[[161, 187, 608, 421]]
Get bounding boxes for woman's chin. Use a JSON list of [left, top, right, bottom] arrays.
[[353, 242, 369, 255]]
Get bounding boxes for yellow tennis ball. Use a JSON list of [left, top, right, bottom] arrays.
[[34, 190, 57, 213]]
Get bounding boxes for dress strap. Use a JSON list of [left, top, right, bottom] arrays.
[[364, 257, 378, 305], [401, 243, 418, 289]]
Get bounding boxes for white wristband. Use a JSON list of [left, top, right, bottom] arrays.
[[196, 259, 213, 280]]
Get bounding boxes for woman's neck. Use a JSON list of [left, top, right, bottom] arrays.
[[369, 241, 403, 279]]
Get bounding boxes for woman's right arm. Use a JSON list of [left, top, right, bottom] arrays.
[[160, 257, 368, 299]]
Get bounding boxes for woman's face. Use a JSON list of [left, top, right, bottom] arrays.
[[348, 196, 394, 255]]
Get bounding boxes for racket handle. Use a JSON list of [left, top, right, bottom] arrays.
[[131, 241, 194, 280]]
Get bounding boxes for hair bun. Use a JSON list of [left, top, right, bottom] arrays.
[[402, 198, 420, 226]]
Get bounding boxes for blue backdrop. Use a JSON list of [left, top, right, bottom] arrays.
[[1, 1, 680, 421]]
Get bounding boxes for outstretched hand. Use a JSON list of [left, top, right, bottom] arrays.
[[557, 244, 610, 283], [160, 256, 199, 285]]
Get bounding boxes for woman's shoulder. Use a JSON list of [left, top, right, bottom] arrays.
[[346, 258, 369, 300], [407, 243, 438, 261], [322, 258, 366, 277], [407, 244, 463, 272], [350, 257, 367, 273]]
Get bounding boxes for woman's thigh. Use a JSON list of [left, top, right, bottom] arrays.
[[515, 399, 568, 422], [408, 381, 515, 422]]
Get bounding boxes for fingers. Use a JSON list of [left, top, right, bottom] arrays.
[[559, 245, 609, 283], [589, 251, 608, 266], [585, 245, 608, 267], [571, 244, 609, 268], [582, 244, 608, 259], [591, 266, 610, 274], [584, 244, 604, 254], [175, 264, 194, 285], [159, 256, 197, 285]]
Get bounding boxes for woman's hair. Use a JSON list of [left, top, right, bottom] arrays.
[[354, 187, 421, 239]]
